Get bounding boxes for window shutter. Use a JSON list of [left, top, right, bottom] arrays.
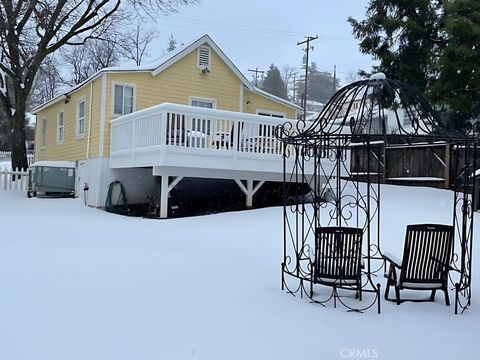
[[198, 46, 210, 69]]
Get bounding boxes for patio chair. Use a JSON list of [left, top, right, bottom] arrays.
[[310, 227, 364, 299], [382, 224, 454, 306]]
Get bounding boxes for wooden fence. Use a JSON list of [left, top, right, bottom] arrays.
[[0, 168, 29, 191], [350, 141, 454, 188]]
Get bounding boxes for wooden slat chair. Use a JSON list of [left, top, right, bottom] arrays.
[[311, 227, 364, 299], [383, 224, 454, 306]]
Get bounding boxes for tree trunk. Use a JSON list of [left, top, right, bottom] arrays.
[[10, 103, 28, 171]]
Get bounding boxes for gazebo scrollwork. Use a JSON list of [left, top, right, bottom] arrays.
[[275, 75, 476, 314]]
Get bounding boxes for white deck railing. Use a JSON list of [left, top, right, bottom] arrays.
[[111, 103, 287, 155], [111, 102, 288, 158]]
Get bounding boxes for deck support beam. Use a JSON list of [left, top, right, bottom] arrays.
[[234, 179, 265, 208], [160, 176, 183, 218]]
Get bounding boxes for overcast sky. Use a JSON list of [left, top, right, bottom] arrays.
[[144, 0, 377, 86]]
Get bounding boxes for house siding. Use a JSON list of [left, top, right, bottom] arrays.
[[243, 89, 296, 119], [35, 43, 298, 161], [101, 49, 242, 157], [35, 78, 101, 161]]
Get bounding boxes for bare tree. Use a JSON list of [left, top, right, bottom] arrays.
[[0, 0, 197, 170], [28, 55, 63, 108], [118, 22, 159, 66], [281, 65, 297, 101], [61, 38, 121, 85]]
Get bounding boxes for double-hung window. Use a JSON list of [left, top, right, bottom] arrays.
[[41, 118, 47, 148], [57, 110, 64, 144], [113, 84, 134, 115], [76, 98, 86, 138]]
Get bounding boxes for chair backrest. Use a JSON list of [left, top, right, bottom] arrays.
[[400, 224, 454, 285], [314, 227, 363, 281]]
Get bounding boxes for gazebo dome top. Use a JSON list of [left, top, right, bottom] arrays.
[[306, 75, 441, 137]]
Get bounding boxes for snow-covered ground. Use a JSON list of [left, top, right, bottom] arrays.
[[0, 185, 478, 360]]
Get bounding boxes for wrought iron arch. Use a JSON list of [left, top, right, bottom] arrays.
[[276, 74, 476, 314]]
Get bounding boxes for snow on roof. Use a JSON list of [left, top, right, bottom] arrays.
[[252, 86, 302, 111], [32, 34, 300, 114], [31, 160, 76, 168], [306, 100, 325, 106]]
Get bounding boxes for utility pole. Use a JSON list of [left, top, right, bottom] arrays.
[[297, 35, 318, 120], [293, 72, 297, 104], [248, 68, 264, 87], [332, 65, 337, 96]]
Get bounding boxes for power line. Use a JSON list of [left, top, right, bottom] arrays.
[[160, 15, 355, 42]]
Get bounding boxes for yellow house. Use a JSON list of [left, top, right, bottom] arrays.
[[33, 34, 302, 217]]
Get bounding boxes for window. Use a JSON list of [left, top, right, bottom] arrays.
[[113, 84, 134, 115], [257, 110, 285, 118], [197, 45, 210, 70], [41, 118, 47, 148], [76, 98, 86, 138], [191, 98, 214, 109], [57, 110, 64, 144], [190, 98, 215, 135]]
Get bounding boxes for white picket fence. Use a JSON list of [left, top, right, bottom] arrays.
[[0, 168, 29, 191], [0, 150, 35, 166]]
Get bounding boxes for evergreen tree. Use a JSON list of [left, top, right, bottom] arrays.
[[260, 64, 288, 99], [430, 0, 480, 129], [348, 0, 444, 92], [296, 62, 339, 104]]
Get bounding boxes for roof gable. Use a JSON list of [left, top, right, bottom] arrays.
[[33, 34, 301, 113], [151, 34, 253, 90]]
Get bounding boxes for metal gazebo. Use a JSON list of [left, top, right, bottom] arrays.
[[276, 75, 476, 313]]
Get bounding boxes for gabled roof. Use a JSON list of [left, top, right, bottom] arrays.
[[33, 34, 301, 113]]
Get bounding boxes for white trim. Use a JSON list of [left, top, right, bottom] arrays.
[[56, 109, 64, 144], [151, 35, 253, 91], [32, 34, 301, 115], [96, 75, 107, 207], [111, 81, 136, 117], [86, 81, 93, 159], [256, 108, 286, 118], [239, 84, 244, 112], [76, 96, 86, 139], [99, 74, 107, 158], [251, 86, 302, 111], [189, 96, 217, 109]]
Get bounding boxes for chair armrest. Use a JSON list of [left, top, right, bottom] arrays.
[[382, 251, 402, 268]]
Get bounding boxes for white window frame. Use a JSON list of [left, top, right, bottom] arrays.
[[189, 96, 217, 109], [256, 109, 286, 118], [197, 45, 211, 70], [41, 118, 47, 148], [76, 96, 86, 139], [57, 109, 64, 144], [189, 96, 216, 135], [112, 82, 136, 116]]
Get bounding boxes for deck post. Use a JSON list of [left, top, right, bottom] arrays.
[[234, 179, 265, 209], [246, 179, 253, 208], [160, 175, 169, 218]]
